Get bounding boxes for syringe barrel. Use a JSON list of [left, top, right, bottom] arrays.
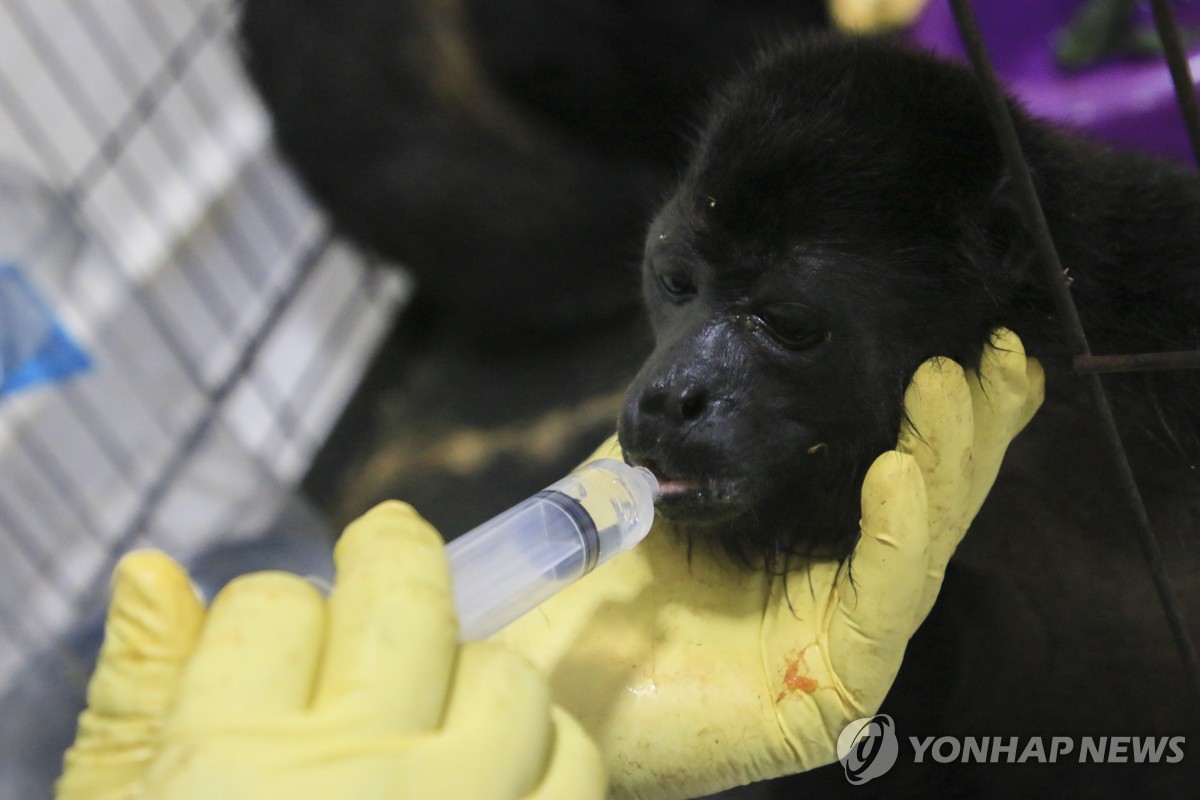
[[447, 458, 658, 641]]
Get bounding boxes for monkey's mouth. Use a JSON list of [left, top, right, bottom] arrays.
[[632, 459, 750, 524]]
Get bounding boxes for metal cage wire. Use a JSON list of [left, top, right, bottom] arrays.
[[949, 0, 1200, 703]]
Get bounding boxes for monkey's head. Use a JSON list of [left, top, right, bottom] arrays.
[[618, 34, 1041, 567]]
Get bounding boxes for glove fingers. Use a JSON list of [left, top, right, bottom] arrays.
[[436, 643, 555, 798], [170, 572, 325, 724], [527, 707, 608, 800], [896, 356, 974, 572], [829, 452, 929, 709], [313, 501, 458, 732], [88, 550, 205, 716], [57, 550, 204, 800], [916, 330, 1044, 621], [965, 329, 1045, 514]]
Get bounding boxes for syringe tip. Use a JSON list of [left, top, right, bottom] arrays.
[[632, 464, 660, 500]]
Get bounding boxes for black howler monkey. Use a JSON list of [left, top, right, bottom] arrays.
[[240, 4, 1200, 795], [616, 32, 1200, 798], [619, 32, 1200, 568]]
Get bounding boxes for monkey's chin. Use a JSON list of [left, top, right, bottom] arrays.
[[652, 479, 754, 525], [659, 480, 863, 567], [655, 497, 747, 525]]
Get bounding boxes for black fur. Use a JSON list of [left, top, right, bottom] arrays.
[[616, 32, 1200, 798], [619, 33, 1200, 569], [237, 0, 828, 341]]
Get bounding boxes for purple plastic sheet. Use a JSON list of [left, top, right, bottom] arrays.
[[909, 0, 1200, 163]]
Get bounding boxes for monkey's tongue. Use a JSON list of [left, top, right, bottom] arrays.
[[634, 460, 702, 497], [657, 479, 700, 496], [657, 478, 703, 497]]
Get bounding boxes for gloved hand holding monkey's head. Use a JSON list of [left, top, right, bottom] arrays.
[[497, 329, 1043, 798], [58, 330, 1040, 800]]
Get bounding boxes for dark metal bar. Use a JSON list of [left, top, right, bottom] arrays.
[[1147, 0, 1200, 167], [1075, 350, 1200, 373], [948, 4, 1092, 356], [949, 0, 1200, 704]]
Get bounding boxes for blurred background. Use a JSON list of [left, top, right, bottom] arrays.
[[0, 1, 1197, 798]]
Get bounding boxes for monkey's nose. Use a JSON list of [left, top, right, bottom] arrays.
[[639, 377, 710, 426]]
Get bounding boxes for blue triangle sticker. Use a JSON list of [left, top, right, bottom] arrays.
[[0, 263, 91, 399]]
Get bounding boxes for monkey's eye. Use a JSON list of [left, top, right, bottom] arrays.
[[757, 303, 830, 350], [656, 268, 697, 301]]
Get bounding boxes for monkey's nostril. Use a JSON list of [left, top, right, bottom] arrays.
[[639, 384, 667, 415], [678, 385, 707, 422]]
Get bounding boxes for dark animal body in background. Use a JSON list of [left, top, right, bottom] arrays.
[[237, 0, 828, 342], [619, 33, 1200, 798]]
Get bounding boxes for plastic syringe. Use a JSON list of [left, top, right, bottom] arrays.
[[446, 458, 658, 641]]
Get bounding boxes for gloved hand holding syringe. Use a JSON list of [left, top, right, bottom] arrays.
[[446, 459, 659, 641]]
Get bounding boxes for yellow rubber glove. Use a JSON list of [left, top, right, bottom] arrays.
[[56, 550, 205, 800], [496, 329, 1044, 799], [57, 502, 606, 800], [828, 0, 931, 32]]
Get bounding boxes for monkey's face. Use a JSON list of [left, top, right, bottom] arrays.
[[618, 200, 930, 564], [617, 34, 1019, 565], [618, 195, 1007, 563]]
